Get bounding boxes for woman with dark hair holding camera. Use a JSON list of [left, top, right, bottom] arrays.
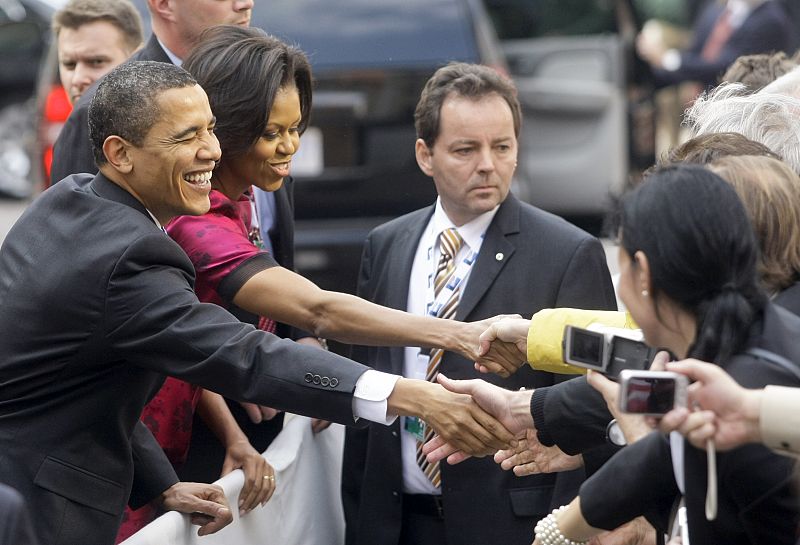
[[530, 165, 800, 545]]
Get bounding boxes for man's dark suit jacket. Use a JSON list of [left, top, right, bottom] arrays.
[[0, 173, 369, 545], [0, 484, 38, 545], [653, 0, 793, 88], [49, 33, 304, 479], [342, 195, 617, 545]]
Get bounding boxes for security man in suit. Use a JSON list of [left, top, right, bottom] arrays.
[[0, 61, 515, 545], [342, 63, 617, 545]]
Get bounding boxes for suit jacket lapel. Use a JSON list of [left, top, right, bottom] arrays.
[[387, 207, 434, 374], [456, 196, 519, 320], [132, 35, 172, 64], [271, 182, 294, 269]]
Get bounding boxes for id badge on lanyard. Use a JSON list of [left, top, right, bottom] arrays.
[[403, 231, 480, 442], [404, 351, 433, 441]]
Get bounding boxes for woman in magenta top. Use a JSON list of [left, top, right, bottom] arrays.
[[170, 26, 490, 413]]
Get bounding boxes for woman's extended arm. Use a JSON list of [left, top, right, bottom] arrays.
[[232, 266, 492, 361]]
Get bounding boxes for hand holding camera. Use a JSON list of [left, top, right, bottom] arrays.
[[617, 370, 689, 416]]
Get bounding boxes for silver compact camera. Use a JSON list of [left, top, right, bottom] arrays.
[[618, 370, 689, 416]]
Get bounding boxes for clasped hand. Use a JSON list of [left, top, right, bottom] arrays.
[[421, 374, 533, 465], [472, 316, 530, 377]]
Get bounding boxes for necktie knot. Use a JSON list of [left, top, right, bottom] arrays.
[[439, 228, 463, 261]]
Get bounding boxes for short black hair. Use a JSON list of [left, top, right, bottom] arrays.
[[89, 61, 197, 166], [415, 62, 521, 149], [183, 25, 313, 160]]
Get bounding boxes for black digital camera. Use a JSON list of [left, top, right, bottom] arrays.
[[562, 324, 657, 378]]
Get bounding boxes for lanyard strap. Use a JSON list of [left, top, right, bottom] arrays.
[[424, 231, 481, 318]]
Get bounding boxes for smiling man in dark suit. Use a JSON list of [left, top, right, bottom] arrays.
[[342, 63, 617, 545], [50, 0, 319, 491], [0, 61, 515, 545]]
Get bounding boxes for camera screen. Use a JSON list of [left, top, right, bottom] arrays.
[[624, 377, 676, 414], [569, 329, 603, 367]]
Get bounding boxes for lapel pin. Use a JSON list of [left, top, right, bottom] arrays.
[[495, 252, 504, 261]]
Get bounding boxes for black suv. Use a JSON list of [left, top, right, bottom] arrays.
[[0, 0, 56, 198], [253, 0, 506, 294]]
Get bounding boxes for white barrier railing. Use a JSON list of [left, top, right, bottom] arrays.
[[121, 414, 345, 545]]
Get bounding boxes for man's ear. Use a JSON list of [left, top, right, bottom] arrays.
[[415, 138, 434, 177], [148, 0, 174, 23], [633, 250, 652, 296], [102, 136, 134, 174]]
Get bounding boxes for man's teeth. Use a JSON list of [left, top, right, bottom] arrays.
[[184, 171, 212, 185]]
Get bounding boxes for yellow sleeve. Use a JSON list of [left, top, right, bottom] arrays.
[[526, 308, 637, 375]]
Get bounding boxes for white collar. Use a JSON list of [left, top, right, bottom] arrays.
[[431, 198, 499, 251], [156, 36, 183, 67], [145, 208, 163, 230]]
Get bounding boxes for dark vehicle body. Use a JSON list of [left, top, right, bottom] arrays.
[[0, 0, 57, 198]]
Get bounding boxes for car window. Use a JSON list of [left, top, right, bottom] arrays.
[[253, 0, 480, 71], [484, 0, 690, 40], [483, 0, 617, 39]]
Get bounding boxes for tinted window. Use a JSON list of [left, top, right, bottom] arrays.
[[253, 0, 480, 71], [483, 0, 616, 39]]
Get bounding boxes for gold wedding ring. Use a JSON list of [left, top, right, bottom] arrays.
[[263, 475, 274, 481]]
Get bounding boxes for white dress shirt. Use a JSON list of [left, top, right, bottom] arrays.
[[401, 199, 498, 494]]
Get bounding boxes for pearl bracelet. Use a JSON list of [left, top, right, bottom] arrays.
[[534, 506, 588, 545]]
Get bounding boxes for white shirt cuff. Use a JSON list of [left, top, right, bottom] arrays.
[[661, 49, 682, 71], [352, 369, 401, 425]]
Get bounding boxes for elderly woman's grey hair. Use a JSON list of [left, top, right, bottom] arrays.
[[684, 82, 800, 175]]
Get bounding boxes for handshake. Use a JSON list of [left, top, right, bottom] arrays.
[[398, 316, 542, 463]]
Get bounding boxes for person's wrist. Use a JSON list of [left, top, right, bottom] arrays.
[[510, 389, 535, 431], [387, 378, 428, 419], [158, 482, 179, 509], [534, 506, 588, 545], [742, 389, 763, 443]]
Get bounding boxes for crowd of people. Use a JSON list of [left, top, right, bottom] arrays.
[[0, 1, 799, 545]]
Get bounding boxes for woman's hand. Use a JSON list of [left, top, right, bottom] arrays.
[[587, 370, 652, 444], [221, 439, 276, 516], [659, 359, 763, 450]]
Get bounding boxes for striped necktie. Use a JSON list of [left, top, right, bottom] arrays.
[[416, 227, 464, 487]]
